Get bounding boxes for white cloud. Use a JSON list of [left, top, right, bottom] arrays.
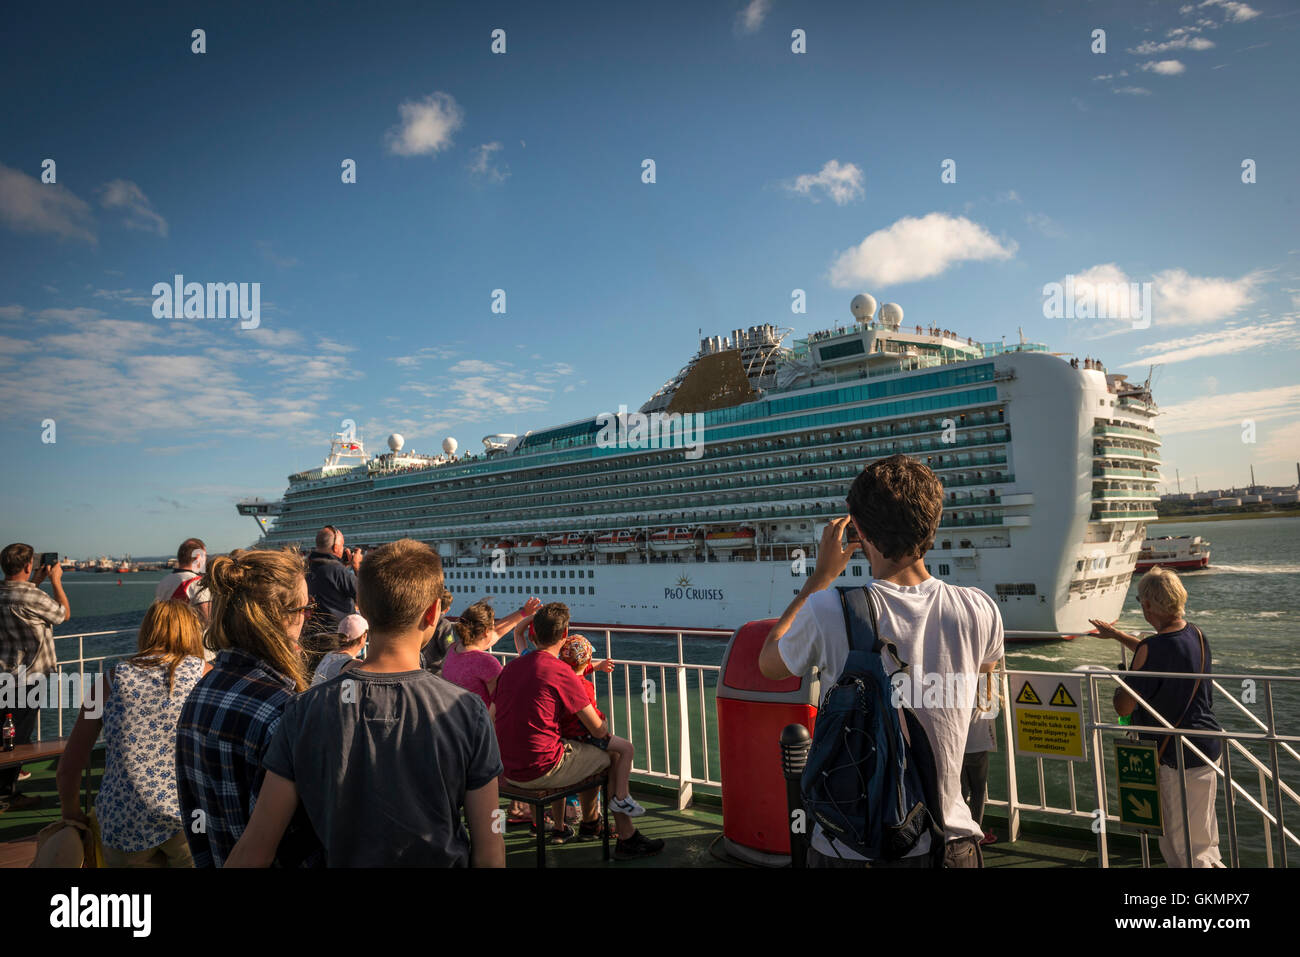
[[1112, 86, 1153, 96], [384, 92, 464, 157], [1185, 0, 1260, 23], [1062, 264, 1260, 328], [0, 305, 24, 320], [1158, 384, 1300, 436], [828, 213, 1016, 288], [1123, 319, 1299, 367], [1132, 37, 1215, 54], [0, 164, 96, 242], [1141, 60, 1187, 75], [736, 0, 771, 34], [785, 160, 864, 206], [468, 142, 509, 182], [1152, 267, 1261, 324], [99, 180, 168, 236]]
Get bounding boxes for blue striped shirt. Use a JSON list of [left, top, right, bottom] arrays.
[[175, 648, 323, 867]]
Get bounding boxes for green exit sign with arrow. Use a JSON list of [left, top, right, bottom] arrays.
[[1114, 740, 1162, 830]]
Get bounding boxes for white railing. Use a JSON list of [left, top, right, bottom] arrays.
[[42, 628, 1299, 867], [990, 665, 1300, 868]]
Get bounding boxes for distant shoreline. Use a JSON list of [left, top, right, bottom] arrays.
[[1152, 510, 1300, 525]]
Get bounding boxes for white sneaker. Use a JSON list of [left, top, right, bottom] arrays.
[[609, 795, 646, 817]]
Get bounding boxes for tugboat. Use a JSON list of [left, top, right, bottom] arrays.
[[1135, 535, 1211, 572]]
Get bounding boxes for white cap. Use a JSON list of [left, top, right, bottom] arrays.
[[338, 614, 369, 641]]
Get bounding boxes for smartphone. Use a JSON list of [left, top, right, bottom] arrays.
[[39, 552, 59, 569]]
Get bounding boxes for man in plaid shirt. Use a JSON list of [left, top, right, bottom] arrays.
[[175, 647, 323, 867], [0, 543, 71, 810]]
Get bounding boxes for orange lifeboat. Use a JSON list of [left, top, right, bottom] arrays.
[[513, 537, 547, 557], [648, 527, 695, 553], [546, 533, 587, 556], [594, 530, 637, 554], [706, 527, 756, 550]]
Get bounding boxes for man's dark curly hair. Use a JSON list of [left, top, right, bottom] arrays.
[[845, 454, 944, 561]]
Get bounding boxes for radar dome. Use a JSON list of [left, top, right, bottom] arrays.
[[850, 294, 877, 321], [387, 433, 404, 452], [442, 437, 458, 456], [880, 302, 904, 329]]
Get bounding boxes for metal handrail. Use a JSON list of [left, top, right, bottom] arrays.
[[994, 664, 1299, 868]]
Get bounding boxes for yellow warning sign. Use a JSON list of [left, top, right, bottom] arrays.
[[1013, 708, 1085, 759], [1049, 682, 1077, 708], [1016, 681, 1042, 705], [1007, 672, 1087, 762]]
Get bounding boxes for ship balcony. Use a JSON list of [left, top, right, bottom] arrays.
[[1092, 508, 1158, 522], [1093, 466, 1158, 479], [1117, 395, 1158, 416], [1092, 490, 1160, 501], [1092, 424, 1161, 445], [1093, 445, 1161, 463]]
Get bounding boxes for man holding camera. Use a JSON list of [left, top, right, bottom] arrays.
[[305, 525, 361, 638], [0, 543, 71, 811]]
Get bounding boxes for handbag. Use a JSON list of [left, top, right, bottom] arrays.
[[1155, 625, 1207, 764]]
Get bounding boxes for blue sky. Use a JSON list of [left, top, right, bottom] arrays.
[[2, 0, 1298, 557]]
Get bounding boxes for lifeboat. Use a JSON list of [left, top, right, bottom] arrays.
[[594, 530, 637, 554], [706, 527, 756, 550], [513, 537, 547, 557], [480, 539, 515, 557], [547, 533, 588, 556], [648, 527, 696, 553]]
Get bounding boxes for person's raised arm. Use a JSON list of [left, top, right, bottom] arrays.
[[465, 780, 505, 867], [225, 771, 300, 867], [1090, 618, 1143, 653], [759, 516, 858, 680], [46, 561, 70, 623], [512, 616, 533, 654], [55, 674, 108, 823], [494, 596, 542, 642]]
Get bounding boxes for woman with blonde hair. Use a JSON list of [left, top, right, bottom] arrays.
[[57, 600, 210, 866], [174, 548, 323, 867], [1092, 566, 1224, 867]]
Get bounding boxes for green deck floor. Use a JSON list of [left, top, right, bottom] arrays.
[[2, 756, 1143, 868]]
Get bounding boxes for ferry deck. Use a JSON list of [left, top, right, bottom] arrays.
[[2, 625, 1296, 870]]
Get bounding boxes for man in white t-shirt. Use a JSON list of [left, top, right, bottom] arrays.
[[758, 454, 1004, 868], [154, 537, 212, 624]]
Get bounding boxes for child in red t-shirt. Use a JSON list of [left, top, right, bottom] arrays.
[[557, 635, 642, 820]]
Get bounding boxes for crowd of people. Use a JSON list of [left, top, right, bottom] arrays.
[[0, 453, 1225, 869]]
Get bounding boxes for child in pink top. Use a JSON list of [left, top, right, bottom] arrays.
[[441, 601, 504, 708]]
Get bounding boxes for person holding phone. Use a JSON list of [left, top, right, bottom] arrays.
[[0, 543, 71, 811]]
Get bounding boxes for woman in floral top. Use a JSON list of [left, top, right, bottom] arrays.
[[57, 599, 210, 866]]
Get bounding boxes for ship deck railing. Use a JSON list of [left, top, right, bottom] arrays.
[[12, 630, 1300, 868]]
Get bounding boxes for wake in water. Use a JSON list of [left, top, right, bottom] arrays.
[[1206, 563, 1300, 576]]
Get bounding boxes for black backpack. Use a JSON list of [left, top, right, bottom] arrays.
[[800, 585, 946, 864]]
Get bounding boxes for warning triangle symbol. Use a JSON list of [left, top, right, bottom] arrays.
[[1015, 681, 1042, 705], [1050, 682, 1077, 708]]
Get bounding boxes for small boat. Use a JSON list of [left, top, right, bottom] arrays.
[[480, 540, 514, 557], [513, 538, 548, 557], [1135, 535, 1211, 572], [594, 530, 638, 554], [547, 533, 588, 556], [649, 527, 696, 553], [706, 527, 757, 550]]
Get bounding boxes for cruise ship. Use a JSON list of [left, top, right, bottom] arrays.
[[237, 295, 1162, 639]]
